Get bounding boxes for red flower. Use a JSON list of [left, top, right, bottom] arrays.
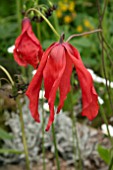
[[13, 18, 43, 69], [26, 42, 99, 131]]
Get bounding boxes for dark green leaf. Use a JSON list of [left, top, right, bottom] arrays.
[[0, 128, 13, 140], [97, 145, 111, 165]]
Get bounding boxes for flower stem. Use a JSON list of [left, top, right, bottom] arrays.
[[71, 112, 77, 170], [52, 11, 60, 33], [16, 0, 22, 33], [16, 98, 30, 170], [52, 123, 60, 170], [41, 96, 46, 170], [70, 88, 82, 170], [108, 156, 113, 170], [25, 8, 60, 38], [0, 65, 14, 86], [97, 1, 113, 169], [72, 115, 82, 170], [16, 0, 26, 76], [66, 29, 102, 42]]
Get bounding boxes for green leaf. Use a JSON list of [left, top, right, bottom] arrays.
[[0, 149, 23, 154], [97, 145, 111, 164], [70, 37, 92, 48], [0, 128, 13, 140]]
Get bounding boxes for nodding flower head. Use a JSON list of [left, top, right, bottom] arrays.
[[13, 17, 43, 69], [26, 41, 99, 131]]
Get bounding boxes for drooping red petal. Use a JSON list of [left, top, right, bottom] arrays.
[[14, 18, 30, 49], [43, 44, 66, 131], [26, 44, 54, 122], [13, 48, 28, 67], [64, 43, 99, 120], [27, 21, 43, 62], [17, 32, 40, 68], [43, 43, 62, 99], [14, 18, 43, 68], [57, 50, 73, 113]]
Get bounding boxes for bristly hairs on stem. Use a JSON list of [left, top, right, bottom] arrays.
[[96, 0, 113, 112], [0, 65, 14, 86], [96, 0, 113, 169], [66, 29, 102, 42]]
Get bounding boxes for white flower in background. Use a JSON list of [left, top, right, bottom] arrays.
[[32, 70, 37, 75], [32, 71, 45, 99], [43, 103, 49, 112], [101, 123, 113, 137], [7, 45, 15, 53], [98, 96, 104, 105], [39, 90, 45, 99], [88, 69, 113, 88]]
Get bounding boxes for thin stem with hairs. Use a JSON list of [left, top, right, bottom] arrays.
[[97, 0, 113, 169], [52, 123, 60, 170], [25, 8, 60, 38], [0, 65, 14, 86], [66, 29, 102, 42], [17, 98, 30, 170]]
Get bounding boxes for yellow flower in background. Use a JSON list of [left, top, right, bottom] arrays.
[[84, 19, 91, 28], [56, 10, 63, 18], [57, 0, 77, 23], [68, 1, 75, 12], [60, 4, 68, 12], [84, 19, 94, 30], [76, 25, 83, 32], [64, 15, 72, 24], [64, 0, 68, 2]]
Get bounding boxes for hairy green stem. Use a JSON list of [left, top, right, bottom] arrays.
[[26, 8, 60, 38], [66, 29, 102, 42], [16, 0, 26, 76], [97, 1, 113, 169], [71, 112, 77, 169], [70, 88, 82, 170], [17, 98, 30, 170], [108, 156, 113, 170], [36, 0, 41, 42], [0, 65, 14, 86], [41, 97, 46, 170], [52, 123, 60, 170], [53, 11, 60, 33], [16, 0, 22, 33]]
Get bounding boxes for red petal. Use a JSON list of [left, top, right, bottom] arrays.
[[14, 18, 43, 68], [43, 44, 66, 131], [64, 43, 99, 120], [26, 44, 54, 122], [57, 51, 73, 113], [13, 48, 27, 67]]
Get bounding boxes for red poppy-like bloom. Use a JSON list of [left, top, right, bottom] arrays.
[[26, 41, 99, 131], [13, 17, 43, 69]]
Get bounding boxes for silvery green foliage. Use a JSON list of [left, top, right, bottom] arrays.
[[0, 97, 103, 166]]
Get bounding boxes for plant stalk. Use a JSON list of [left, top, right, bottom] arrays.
[[52, 123, 60, 170], [0, 65, 14, 86], [17, 98, 30, 170], [26, 8, 60, 38], [66, 29, 102, 42], [41, 96, 46, 170]]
